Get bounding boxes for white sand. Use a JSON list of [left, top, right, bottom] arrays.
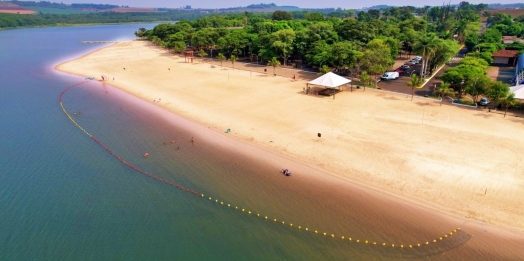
[[57, 41, 524, 231]]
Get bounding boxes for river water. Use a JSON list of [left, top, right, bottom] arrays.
[[1, 24, 523, 260]]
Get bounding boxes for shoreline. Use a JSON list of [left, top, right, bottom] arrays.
[[55, 40, 524, 235]]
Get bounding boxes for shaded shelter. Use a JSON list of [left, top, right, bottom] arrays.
[[306, 72, 351, 100]]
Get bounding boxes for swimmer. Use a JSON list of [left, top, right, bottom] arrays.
[[171, 140, 175, 144], [163, 141, 167, 145]]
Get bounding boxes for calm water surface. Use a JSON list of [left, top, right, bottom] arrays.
[[0, 24, 522, 261]]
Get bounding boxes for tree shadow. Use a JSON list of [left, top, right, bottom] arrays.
[[472, 112, 495, 118]]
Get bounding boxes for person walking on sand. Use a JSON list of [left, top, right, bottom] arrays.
[[191, 137, 194, 144]]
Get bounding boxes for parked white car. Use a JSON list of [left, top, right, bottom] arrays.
[[381, 71, 400, 80]]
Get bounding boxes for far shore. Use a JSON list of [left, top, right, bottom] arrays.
[[56, 40, 524, 235]]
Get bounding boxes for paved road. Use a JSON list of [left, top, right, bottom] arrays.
[[376, 48, 467, 101]]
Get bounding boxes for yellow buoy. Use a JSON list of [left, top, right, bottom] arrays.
[[323, 232, 326, 236], [274, 219, 277, 222], [200, 194, 204, 197], [298, 226, 301, 229], [257, 214, 260, 217], [208, 197, 212, 200], [425, 242, 429, 245], [433, 240, 437, 243], [365, 240, 368, 244], [444, 235, 448, 238], [373, 242, 376, 245], [457, 228, 461, 231], [349, 238, 352, 241], [228, 204, 230, 207], [400, 245, 404, 248], [341, 236, 345, 240], [248, 211, 251, 214], [282, 221, 285, 225], [382, 243, 386, 246], [391, 244, 394, 248], [409, 245, 412, 248], [215, 199, 218, 203], [315, 230, 318, 234], [290, 223, 293, 227], [417, 243, 421, 247], [439, 237, 442, 240], [265, 216, 268, 219], [449, 232, 453, 235], [331, 234, 334, 238], [305, 228, 308, 231], [242, 208, 245, 212], [235, 206, 238, 210], [220, 202, 223, 205], [356, 240, 359, 243]]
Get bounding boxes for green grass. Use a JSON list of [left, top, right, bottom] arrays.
[[453, 99, 475, 105], [25, 7, 97, 14]]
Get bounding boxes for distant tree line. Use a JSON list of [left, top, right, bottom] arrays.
[[0, 12, 206, 28], [70, 4, 119, 10]]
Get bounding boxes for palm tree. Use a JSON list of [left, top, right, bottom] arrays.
[[407, 74, 424, 101], [433, 82, 455, 106], [230, 55, 237, 69], [217, 53, 225, 67], [267, 57, 280, 76], [500, 92, 517, 117], [413, 34, 437, 78]]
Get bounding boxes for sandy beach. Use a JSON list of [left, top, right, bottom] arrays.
[[57, 40, 524, 235]]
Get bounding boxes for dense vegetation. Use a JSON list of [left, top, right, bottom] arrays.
[[143, 4, 471, 80], [143, 1, 519, 107], [0, 11, 205, 28]]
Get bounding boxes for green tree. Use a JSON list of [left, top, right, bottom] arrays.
[[270, 29, 296, 66], [481, 28, 502, 44], [500, 92, 518, 117], [173, 41, 186, 53], [464, 75, 491, 102], [319, 65, 330, 75], [272, 10, 293, 21], [485, 81, 510, 112], [433, 82, 455, 106], [217, 53, 225, 67], [360, 39, 393, 85], [267, 57, 281, 76], [198, 49, 207, 61], [407, 74, 424, 101], [329, 41, 359, 71], [305, 12, 324, 21], [229, 54, 237, 69], [360, 71, 371, 91]]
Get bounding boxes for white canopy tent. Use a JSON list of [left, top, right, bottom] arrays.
[[307, 72, 351, 99], [510, 85, 524, 100]]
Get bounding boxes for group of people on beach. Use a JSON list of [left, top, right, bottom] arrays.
[[281, 169, 291, 176]]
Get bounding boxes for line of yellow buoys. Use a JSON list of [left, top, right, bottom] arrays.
[[59, 81, 463, 251]]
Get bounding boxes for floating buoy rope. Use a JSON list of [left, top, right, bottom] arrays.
[[59, 81, 464, 251]]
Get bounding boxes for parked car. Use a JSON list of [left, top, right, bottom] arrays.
[[394, 68, 405, 74], [400, 65, 410, 70], [479, 97, 490, 106], [413, 56, 422, 61], [381, 71, 400, 80], [406, 60, 417, 65]]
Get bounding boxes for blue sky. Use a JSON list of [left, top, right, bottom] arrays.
[[50, 0, 521, 9]]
